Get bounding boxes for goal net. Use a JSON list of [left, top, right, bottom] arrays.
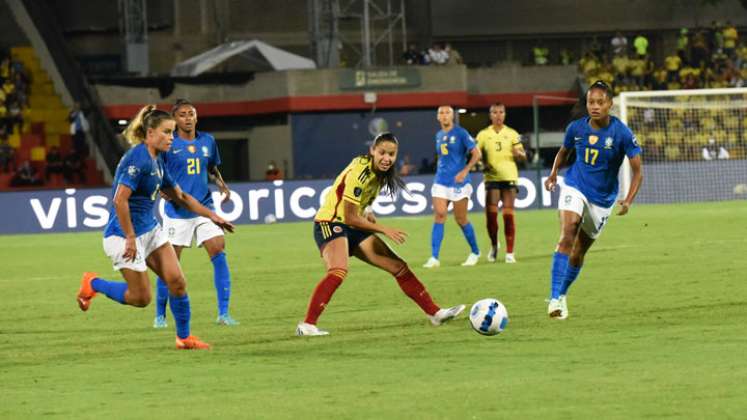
[[618, 88, 747, 203]]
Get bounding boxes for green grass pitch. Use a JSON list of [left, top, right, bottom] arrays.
[[1, 201, 746, 419]]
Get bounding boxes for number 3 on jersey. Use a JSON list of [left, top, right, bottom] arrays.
[[584, 147, 599, 165], [187, 158, 201, 174]]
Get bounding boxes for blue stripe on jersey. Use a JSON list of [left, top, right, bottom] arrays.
[[163, 131, 221, 219], [434, 125, 476, 187], [562, 116, 641, 208], [104, 144, 176, 238]]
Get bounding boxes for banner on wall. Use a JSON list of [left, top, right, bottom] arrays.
[[0, 171, 559, 235]]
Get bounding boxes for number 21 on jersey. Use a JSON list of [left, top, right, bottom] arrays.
[[187, 158, 201, 174]]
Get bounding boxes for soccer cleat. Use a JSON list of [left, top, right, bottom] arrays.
[[216, 314, 240, 326], [548, 298, 562, 318], [558, 295, 569, 320], [429, 304, 466, 326], [461, 253, 480, 266], [487, 247, 498, 263], [175, 335, 211, 350], [422, 257, 441, 268], [295, 322, 329, 336], [153, 315, 168, 329], [505, 253, 517, 264], [76, 272, 98, 311]]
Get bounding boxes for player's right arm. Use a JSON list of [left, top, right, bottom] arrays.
[[111, 184, 137, 262], [343, 200, 407, 244], [545, 123, 576, 191]]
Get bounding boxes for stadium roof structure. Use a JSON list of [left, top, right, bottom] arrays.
[[171, 39, 316, 76]]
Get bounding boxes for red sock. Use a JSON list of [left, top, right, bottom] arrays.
[[304, 268, 347, 324], [503, 213, 515, 253], [486, 209, 498, 247], [395, 266, 440, 316]]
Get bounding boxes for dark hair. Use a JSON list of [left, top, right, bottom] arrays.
[[122, 105, 174, 145], [490, 102, 505, 109], [371, 132, 407, 198], [587, 80, 612, 99], [171, 98, 195, 115]]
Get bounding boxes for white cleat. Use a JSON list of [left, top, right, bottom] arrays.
[[505, 253, 516, 264], [461, 253, 480, 266], [423, 257, 441, 269], [558, 295, 569, 320], [295, 322, 329, 336], [487, 247, 498, 263], [548, 298, 562, 319], [429, 304, 466, 326]]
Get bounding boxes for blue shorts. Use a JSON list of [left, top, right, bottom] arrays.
[[313, 221, 372, 256]]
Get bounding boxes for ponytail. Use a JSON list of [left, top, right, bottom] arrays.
[[122, 105, 173, 146]]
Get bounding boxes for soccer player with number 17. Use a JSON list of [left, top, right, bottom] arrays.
[[544, 81, 643, 320]]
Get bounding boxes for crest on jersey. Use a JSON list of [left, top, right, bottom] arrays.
[[188, 145, 196, 154], [127, 165, 139, 178], [604, 137, 614, 149], [354, 187, 363, 197], [202, 146, 209, 157], [588, 135, 599, 145]]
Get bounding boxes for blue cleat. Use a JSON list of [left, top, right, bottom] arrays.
[[153, 315, 168, 329], [216, 314, 240, 326]]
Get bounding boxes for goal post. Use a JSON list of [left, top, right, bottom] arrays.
[[617, 87, 747, 204]]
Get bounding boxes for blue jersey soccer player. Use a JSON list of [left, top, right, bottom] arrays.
[[544, 81, 643, 320], [423, 105, 482, 268], [296, 132, 465, 336], [76, 105, 234, 350], [153, 99, 237, 328]]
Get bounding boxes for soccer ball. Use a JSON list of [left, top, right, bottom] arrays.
[[469, 298, 508, 336], [263, 214, 277, 224]]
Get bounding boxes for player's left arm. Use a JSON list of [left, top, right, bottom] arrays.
[[209, 165, 230, 204], [162, 185, 235, 232], [456, 138, 482, 183], [617, 154, 643, 216]]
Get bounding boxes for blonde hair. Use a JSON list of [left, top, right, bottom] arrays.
[[122, 105, 174, 145]]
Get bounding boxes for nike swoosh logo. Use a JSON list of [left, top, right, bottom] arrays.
[[574, 137, 583, 141], [173, 149, 182, 154]]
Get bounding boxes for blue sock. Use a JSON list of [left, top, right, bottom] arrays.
[[550, 252, 569, 299], [459, 222, 480, 254], [431, 222, 445, 258], [91, 278, 128, 304], [560, 264, 582, 296], [169, 293, 191, 339], [155, 277, 169, 318], [211, 252, 231, 316]]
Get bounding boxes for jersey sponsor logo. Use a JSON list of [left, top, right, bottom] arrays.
[[604, 137, 614, 149], [202, 146, 209, 157], [588, 135, 599, 145], [332, 225, 343, 234], [353, 187, 363, 197]]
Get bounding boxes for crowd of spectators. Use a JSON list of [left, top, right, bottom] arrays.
[[402, 42, 463, 66], [0, 49, 29, 155], [578, 22, 746, 95]]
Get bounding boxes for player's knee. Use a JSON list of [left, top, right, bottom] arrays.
[[433, 211, 447, 223], [327, 267, 348, 281], [486, 203, 499, 213], [455, 214, 469, 226], [130, 290, 151, 307], [165, 275, 187, 295]]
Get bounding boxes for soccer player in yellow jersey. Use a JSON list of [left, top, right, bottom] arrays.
[[296, 132, 466, 336], [476, 103, 526, 263]]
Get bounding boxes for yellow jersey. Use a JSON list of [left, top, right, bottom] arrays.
[[315, 156, 383, 224], [476, 125, 523, 182]]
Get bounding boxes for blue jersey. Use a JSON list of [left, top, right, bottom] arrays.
[[434, 125, 476, 187], [562, 116, 642, 207], [104, 143, 176, 238], [163, 131, 221, 219]]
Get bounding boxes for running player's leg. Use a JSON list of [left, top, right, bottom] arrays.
[[154, 245, 182, 327], [453, 198, 480, 264], [500, 187, 517, 262], [202, 234, 236, 325], [147, 243, 208, 349], [548, 209, 582, 317], [353, 236, 464, 324], [562, 229, 594, 296], [81, 269, 151, 308], [425, 197, 449, 267], [485, 187, 501, 262], [303, 236, 349, 327]]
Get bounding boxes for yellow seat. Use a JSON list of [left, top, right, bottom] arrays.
[[30, 146, 46, 162]]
